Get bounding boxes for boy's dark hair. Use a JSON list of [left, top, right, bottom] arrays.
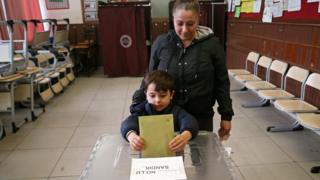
[[144, 70, 174, 92]]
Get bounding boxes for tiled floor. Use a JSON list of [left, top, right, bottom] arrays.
[[0, 70, 319, 180]]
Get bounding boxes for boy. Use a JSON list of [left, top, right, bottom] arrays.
[[121, 70, 199, 152]]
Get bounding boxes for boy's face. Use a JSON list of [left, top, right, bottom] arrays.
[[146, 83, 173, 112]]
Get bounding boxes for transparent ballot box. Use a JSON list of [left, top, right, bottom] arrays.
[[80, 132, 236, 180]]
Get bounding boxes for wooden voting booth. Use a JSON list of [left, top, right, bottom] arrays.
[[98, 1, 151, 77]]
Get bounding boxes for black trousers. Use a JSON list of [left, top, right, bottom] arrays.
[[193, 114, 214, 131]]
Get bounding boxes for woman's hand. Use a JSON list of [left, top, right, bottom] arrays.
[[169, 131, 192, 152], [218, 120, 231, 141], [127, 132, 145, 151]]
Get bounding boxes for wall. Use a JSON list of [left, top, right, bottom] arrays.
[[99, 0, 170, 17], [151, 0, 170, 17], [226, 20, 320, 74], [226, 0, 320, 74], [39, 0, 83, 24]]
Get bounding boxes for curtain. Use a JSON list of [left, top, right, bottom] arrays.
[[4, 0, 43, 43], [99, 5, 148, 76]]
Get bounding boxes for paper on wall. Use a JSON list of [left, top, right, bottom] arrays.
[[241, 1, 254, 13], [287, 0, 301, 12], [272, 0, 283, 18], [307, 0, 319, 3], [232, 0, 236, 12], [235, 0, 241, 6], [283, 0, 288, 11], [265, 0, 273, 7], [262, 6, 273, 23], [253, 0, 262, 13], [235, 6, 241, 18], [228, 0, 233, 12]]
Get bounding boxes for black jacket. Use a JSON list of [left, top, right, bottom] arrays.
[[132, 27, 234, 130], [121, 101, 199, 141]]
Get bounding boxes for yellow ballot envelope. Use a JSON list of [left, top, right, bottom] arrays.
[[138, 114, 176, 158]]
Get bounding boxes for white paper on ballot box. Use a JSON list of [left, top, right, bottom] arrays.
[[130, 156, 187, 180]]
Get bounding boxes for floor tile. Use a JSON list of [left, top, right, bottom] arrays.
[[51, 147, 92, 177], [222, 137, 292, 166], [49, 176, 79, 180], [36, 111, 85, 128], [232, 166, 245, 180], [239, 163, 314, 180], [268, 131, 320, 162], [0, 149, 63, 179], [0, 150, 10, 162], [79, 111, 122, 127], [0, 128, 32, 151], [94, 89, 128, 100], [68, 126, 117, 148], [88, 99, 125, 112], [223, 116, 268, 138], [49, 99, 92, 112], [298, 161, 320, 180], [100, 77, 130, 88], [251, 113, 293, 131], [14, 178, 47, 180], [17, 128, 75, 149]]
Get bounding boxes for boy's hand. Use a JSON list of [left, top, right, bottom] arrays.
[[168, 131, 192, 152], [127, 132, 145, 151]]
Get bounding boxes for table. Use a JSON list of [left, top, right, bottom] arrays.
[[80, 132, 236, 180]]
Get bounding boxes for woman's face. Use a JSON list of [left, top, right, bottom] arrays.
[[173, 9, 199, 42]]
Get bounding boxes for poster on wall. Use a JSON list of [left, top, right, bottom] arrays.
[[46, 0, 69, 10], [273, 0, 283, 17], [83, 0, 98, 22], [262, 6, 273, 22], [307, 0, 319, 3], [84, 1, 98, 11], [287, 0, 301, 12], [253, 0, 262, 13]]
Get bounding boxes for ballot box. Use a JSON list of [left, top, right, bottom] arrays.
[[80, 132, 236, 180]]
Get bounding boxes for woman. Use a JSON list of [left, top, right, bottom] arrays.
[[132, 0, 234, 139]]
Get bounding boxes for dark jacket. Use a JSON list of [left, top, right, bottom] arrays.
[[132, 27, 234, 131], [121, 101, 199, 141]]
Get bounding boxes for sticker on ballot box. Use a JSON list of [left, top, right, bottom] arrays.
[[130, 156, 187, 180]]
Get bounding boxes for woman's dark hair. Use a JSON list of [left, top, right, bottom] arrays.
[[144, 70, 174, 92], [172, 0, 200, 16]]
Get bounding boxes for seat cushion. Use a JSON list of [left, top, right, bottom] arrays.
[[245, 81, 276, 90], [234, 74, 261, 83], [258, 89, 295, 100], [228, 69, 250, 76], [49, 72, 60, 78], [13, 54, 25, 61], [296, 113, 320, 130], [274, 99, 318, 113]]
